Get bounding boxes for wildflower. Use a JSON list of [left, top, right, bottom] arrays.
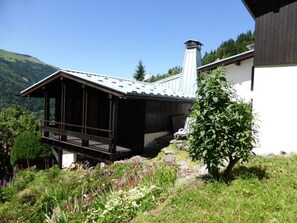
[[100, 162, 105, 169], [131, 201, 138, 207]]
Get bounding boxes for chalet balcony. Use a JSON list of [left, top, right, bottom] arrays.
[[41, 120, 132, 162]]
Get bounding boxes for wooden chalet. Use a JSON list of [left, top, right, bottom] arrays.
[[243, 0, 297, 65], [20, 69, 193, 165]]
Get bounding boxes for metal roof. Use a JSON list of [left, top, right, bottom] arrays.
[[197, 50, 254, 73], [21, 69, 195, 101]]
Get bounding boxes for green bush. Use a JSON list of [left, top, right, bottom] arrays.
[[10, 131, 52, 167], [189, 68, 258, 180]]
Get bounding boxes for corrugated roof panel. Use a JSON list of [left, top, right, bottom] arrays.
[[61, 69, 194, 101]]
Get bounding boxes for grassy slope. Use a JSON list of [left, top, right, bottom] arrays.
[[1, 148, 297, 222], [133, 155, 297, 223], [0, 49, 57, 114]]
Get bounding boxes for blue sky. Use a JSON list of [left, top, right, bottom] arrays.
[[0, 0, 254, 79]]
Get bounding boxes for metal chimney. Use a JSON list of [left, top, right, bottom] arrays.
[[179, 39, 203, 95]]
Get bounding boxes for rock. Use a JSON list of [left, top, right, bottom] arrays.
[[129, 155, 148, 162], [170, 139, 189, 151], [163, 155, 176, 163], [176, 160, 189, 168], [68, 162, 79, 171], [161, 147, 177, 155], [114, 155, 148, 164], [195, 165, 208, 175]]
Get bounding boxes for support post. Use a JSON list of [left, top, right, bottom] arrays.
[[110, 96, 118, 159], [44, 86, 50, 137], [58, 148, 63, 169], [61, 78, 67, 141], [81, 85, 89, 147]]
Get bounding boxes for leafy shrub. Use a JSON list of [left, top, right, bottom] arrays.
[[10, 131, 52, 167], [189, 68, 258, 180], [0, 167, 37, 202]]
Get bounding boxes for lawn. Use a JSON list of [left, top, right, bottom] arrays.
[[133, 155, 297, 223]]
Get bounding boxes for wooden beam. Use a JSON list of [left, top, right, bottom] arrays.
[[61, 80, 67, 141], [58, 148, 63, 169], [110, 97, 119, 158], [82, 86, 89, 147], [44, 87, 50, 137]]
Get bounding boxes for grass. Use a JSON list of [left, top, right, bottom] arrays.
[[0, 49, 43, 64], [132, 155, 297, 223], [0, 161, 177, 222], [2, 151, 297, 222]]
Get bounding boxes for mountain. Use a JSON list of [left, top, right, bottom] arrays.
[[0, 49, 57, 115]]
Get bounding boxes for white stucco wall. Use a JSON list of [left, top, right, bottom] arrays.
[[252, 64, 297, 155], [62, 150, 77, 168], [224, 58, 253, 102]]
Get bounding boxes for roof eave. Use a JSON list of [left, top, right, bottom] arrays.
[[20, 69, 61, 97], [125, 93, 195, 103], [198, 50, 254, 73], [241, 0, 256, 19]]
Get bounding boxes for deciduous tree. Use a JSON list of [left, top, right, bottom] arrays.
[[189, 68, 258, 180]]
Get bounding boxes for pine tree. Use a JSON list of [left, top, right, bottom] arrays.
[[133, 60, 145, 81]]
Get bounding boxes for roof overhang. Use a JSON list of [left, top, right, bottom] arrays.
[[242, 0, 297, 18], [20, 70, 125, 98], [20, 69, 195, 102], [197, 50, 254, 73]]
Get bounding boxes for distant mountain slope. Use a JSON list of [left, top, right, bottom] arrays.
[[0, 49, 57, 115]]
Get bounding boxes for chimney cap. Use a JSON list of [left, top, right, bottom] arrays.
[[184, 39, 203, 49]]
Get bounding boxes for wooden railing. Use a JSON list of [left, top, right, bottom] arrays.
[[41, 120, 114, 151]]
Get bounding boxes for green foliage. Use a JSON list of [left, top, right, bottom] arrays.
[[0, 49, 57, 115], [202, 30, 254, 65], [0, 105, 39, 144], [189, 68, 258, 180], [133, 60, 146, 81], [133, 155, 297, 223], [0, 161, 177, 222], [0, 167, 37, 202], [149, 66, 182, 82], [0, 105, 40, 179], [10, 131, 52, 167]]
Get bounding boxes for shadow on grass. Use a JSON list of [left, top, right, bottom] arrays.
[[231, 165, 268, 181], [201, 165, 269, 183]]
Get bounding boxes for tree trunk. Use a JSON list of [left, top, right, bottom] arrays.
[[207, 165, 220, 181], [27, 158, 30, 169], [223, 157, 238, 180]]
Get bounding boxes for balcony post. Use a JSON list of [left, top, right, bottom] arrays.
[[61, 77, 67, 141], [43, 86, 50, 137], [82, 85, 89, 147], [109, 95, 118, 159]]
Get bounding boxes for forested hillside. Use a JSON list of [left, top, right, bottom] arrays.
[[0, 49, 57, 115], [202, 30, 254, 65], [148, 31, 254, 82]]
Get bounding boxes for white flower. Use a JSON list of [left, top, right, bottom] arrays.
[[131, 201, 138, 207]]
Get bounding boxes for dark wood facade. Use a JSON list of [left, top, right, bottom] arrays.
[[243, 0, 297, 65], [21, 71, 192, 163]]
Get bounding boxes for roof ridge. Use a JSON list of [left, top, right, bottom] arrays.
[[60, 68, 155, 86]]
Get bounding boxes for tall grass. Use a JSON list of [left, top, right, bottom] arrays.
[[0, 161, 177, 222]]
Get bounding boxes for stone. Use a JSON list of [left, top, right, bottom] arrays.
[[195, 165, 209, 175], [163, 155, 176, 163], [129, 155, 148, 162], [161, 147, 177, 155], [176, 160, 189, 168]]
